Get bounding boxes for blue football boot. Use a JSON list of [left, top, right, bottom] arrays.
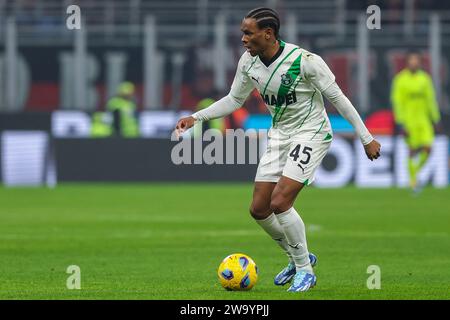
[[287, 269, 317, 292], [274, 253, 317, 286]]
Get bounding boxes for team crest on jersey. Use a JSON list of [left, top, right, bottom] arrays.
[[281, 73, 293, 86]]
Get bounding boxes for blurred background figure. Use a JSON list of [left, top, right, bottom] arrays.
[[391, 51, 441, 192], [90, 112, 113, 138], [107, 82, 139, 138]]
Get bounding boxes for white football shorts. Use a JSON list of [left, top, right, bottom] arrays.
[[255, 134, 331, 186]]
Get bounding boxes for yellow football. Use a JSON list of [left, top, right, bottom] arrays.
[[217, 253, 258, 291]]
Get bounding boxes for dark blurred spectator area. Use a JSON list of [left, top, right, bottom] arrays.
[[1, 0, 450, 134]]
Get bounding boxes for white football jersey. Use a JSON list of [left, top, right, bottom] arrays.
[[230, 41, 335, 141]]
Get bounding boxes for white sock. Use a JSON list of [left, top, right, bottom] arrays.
[[255, 213, 294, 264], [276, 207, 312, 273]]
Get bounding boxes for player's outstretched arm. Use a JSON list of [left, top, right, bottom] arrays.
[[303, 53, 381, 161], [175, 116, 196, 137], [175, 53, 255, 137], [174, 94, 245, 137], [322, 83, 381, 161], [363, 139, 381, 161]]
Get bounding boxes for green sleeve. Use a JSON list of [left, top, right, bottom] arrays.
[[107, 97, 120, 111], [425, 75, 441, 124], [391, 75, 405, 125]]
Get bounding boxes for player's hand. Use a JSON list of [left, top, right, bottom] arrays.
[[364, 139, 381, 161], [175, 116, 196, 138]]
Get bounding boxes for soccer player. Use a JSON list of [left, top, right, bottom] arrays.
[[175, 8, 381, 292], [391, 51, 441, 192]]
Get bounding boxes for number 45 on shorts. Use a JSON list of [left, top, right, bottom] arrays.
[[289, 144, 312, 173], [283, 140, 330, 185]]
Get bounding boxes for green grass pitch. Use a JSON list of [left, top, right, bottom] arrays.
[[0, 183, 449, 300]]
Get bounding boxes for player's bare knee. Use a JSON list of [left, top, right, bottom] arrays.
[[249, 204, 258, 218], [249, 203, 271, 220], [270, 195, 290, 214]]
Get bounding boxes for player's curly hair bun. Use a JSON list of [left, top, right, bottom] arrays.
[[245, 7, 281, 39]]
